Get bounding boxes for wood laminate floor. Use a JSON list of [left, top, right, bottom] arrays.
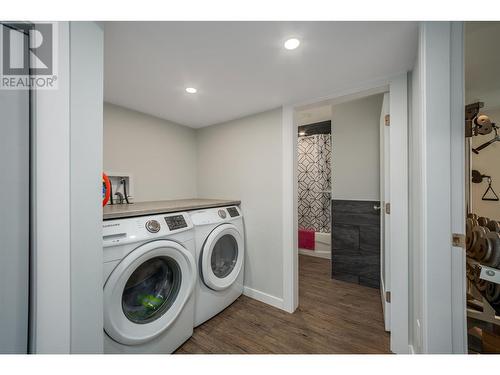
[[175, 255, 390, 354]]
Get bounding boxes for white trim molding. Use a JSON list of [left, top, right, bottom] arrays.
[[417, 21, 466, 354], [449, 21, 467, 355], [243, 286, 284, 310], [282, 104, 299, 313], [31, 21, 71, 354]]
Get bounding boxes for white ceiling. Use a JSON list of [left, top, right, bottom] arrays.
[[104, 22, 418, 128], [465, 22, 500, 111]]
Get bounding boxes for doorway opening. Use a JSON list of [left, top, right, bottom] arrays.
[[293, 93, 390, 353], [283, 73, 409, 353], [297, 107, 332, 260], [464, 22, 500, 354]]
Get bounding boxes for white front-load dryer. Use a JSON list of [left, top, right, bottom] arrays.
[[102, 212, 196, 354], [189, 206, 245, 327]]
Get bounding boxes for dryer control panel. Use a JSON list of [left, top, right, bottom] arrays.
[[164, 214, 188, 231], [189, 206, 242, 226]]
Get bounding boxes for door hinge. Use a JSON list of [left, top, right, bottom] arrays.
[[385, 202, 391, 215], [384, 114, 390, 126], [385, 291, 391, 303], [452, 233, 465, 248]]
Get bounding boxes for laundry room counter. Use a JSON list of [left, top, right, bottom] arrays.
[[103, 198, 241, 220]]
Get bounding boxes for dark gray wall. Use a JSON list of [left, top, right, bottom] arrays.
[[331, 199, 381, 288]]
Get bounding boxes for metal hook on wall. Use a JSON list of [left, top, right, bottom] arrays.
[[473, 170, 500, 201], [472, 126, 500, 154], [482, 176, 499, 201]]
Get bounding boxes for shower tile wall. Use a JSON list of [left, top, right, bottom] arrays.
[[298, 134, 332, 232]]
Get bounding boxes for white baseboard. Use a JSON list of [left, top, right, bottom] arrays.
[[243, 286, 284, 310], [298, 248, 331, 260]]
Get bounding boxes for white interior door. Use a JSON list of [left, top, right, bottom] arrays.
[[0, 24, 30, 353], [379, 92, 391, 332], [388, 74, 409, 354]]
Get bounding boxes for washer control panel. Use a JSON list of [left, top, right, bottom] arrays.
[[227, 207, 240, 217], [103, 212, 193, 248], [218, 209, 227, 219], [145, 219, 161, 233], [165, 214, 188, 231]]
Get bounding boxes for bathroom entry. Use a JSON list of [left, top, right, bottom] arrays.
[[296, 93, 389, 320], [297, 94, 385, 279], [289, 75, 409, 353], [297, 106, 332, 260]]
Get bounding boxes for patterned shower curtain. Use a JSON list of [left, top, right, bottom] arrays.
[[298, 134, 332, 233]]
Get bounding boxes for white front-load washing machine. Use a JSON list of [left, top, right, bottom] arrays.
[[102, 212, 196, 354], [189, 206, 245, 327]]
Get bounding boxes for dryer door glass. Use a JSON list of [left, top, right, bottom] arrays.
[[211, 234, 238, 278], [122, 256, 181, 324]]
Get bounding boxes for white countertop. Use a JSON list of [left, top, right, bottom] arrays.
[[103, 198, 241, 220]]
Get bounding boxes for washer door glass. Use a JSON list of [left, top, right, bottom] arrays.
[[211, 234, 238, 278], [122, 256, 181, 324]]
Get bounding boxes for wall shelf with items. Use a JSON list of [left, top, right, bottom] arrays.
[[466, 276, 500, 353], [467, 279, 500, 327], [467, 257, 500, 286], [465, 213, 500, 353], [467, 257, 500, 321]]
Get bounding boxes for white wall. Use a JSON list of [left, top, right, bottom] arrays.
[[196, 108, 284, 304], [471, 107, 500, 220], [103, 103, 197, 202], [331, 94, 383, 200]]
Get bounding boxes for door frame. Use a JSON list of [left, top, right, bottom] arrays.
[[380, 92, 391, 331], [415, 21, 466, 354], [449, 21, 467, 354], [30, 21, 104, 354], [282, 73, 409, 353], [30, 21, 72, 354]]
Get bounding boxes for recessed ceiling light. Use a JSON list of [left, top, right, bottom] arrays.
[[284, 38, 300, 50], [185, 87, 197, 94]]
